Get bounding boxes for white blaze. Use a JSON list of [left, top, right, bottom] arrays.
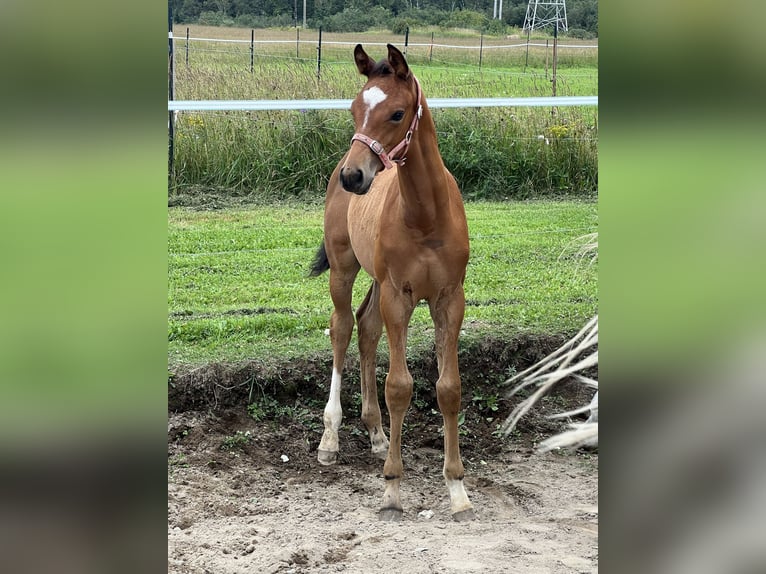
[[362, 86, 388, 129]]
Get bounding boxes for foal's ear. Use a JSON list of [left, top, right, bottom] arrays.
[[386, 44, 410, 80], [354, 44, 375, 77]]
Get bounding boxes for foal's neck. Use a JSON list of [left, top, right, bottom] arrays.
[[396, 104, 451, 233]]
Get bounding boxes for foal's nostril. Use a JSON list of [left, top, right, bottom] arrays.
[[340, 167, 364, 192]]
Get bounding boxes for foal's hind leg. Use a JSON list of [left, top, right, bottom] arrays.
[[430, 287, 475, 521], [317, 264, 360, 465], [356, 281, 389, 460]]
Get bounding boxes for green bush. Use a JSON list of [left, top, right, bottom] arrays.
[[566, 28, 595, 40], [320, 7, 391, 33], [439, 9, 488, 32], [197, 11, 234, 27], [398, 7, 451, 27], [484, 19, 507, 37], [233, 13, 295, 29], [391, 18, 415, 36]]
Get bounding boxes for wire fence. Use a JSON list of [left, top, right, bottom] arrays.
[[170, 26, 598, 76], [178, 34, 598, 50]]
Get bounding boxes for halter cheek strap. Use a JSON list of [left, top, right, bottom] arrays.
[[350, 76, 423, 170], [350, 133, 397, 170]]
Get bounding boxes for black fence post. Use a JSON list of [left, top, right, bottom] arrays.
[[524, 26, 531, 71], [185, 27, 189, 67], [552, 25, 558, 97], [479, 31, 484, 69], [250, 29, 254, 73], [429, 32, 434, 62], [545, 38, 549, 79], [296, 27, 300, 59], [168, 4, 175, 178], [317, 27, 322, 81], [404, 27, 409, 57]]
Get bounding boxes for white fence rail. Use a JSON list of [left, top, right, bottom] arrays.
[[168, 96, 597, 112]]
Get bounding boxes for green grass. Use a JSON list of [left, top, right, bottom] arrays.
[[168, 200, 597, 367], [173, 57, 596, 102]]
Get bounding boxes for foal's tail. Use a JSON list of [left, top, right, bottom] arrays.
[[308, 241, 330, 277]]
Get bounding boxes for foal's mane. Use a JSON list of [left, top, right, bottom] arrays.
[[369, 60, 394, 77], [368, 59, 412, 81]]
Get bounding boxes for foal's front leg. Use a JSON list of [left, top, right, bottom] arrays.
[[378, 283, 415, 520], [317, 267, 358, 465]]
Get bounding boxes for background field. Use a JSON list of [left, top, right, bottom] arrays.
[[169, 26, 598, 201], [173, 25, 598, 80]]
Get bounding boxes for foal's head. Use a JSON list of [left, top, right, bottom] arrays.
[[339, 44, 421, 195]]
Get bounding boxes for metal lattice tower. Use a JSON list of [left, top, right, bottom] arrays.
[[523, 0, 568, 33]]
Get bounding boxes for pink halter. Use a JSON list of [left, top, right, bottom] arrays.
[[350, 75, 423, 170]]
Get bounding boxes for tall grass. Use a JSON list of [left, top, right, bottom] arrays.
[[171, 105, 597, 201], [437, 107, 597, 199], [170, 28, 597, 201]]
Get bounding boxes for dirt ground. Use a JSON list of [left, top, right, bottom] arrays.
[[168, 343, 598, 574]]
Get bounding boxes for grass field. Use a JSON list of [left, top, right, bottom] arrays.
[[168, 200, 597, 367]]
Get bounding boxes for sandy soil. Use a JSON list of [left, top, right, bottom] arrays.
[[168, 399, 597, 573]]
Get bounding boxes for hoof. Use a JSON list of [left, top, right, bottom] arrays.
[[452, 508, 476, 522], [317, 449, 338, 466], [379, 507, 403, 522]]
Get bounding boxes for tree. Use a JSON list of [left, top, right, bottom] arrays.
[[170, 0, 598, 36]]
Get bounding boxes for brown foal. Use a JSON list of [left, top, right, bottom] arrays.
[[310, 44, 474, 522]]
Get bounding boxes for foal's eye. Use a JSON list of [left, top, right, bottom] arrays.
[[390, 110, 405, 122]]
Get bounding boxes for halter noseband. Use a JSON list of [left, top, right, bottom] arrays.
[[350, 75, 423, 170]]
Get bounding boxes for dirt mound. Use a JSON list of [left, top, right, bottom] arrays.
[[168, 332, 578, 413]]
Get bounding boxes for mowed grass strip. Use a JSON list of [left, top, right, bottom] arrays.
[[173, 45, 597, 102], [168, 200, 597, 366]]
